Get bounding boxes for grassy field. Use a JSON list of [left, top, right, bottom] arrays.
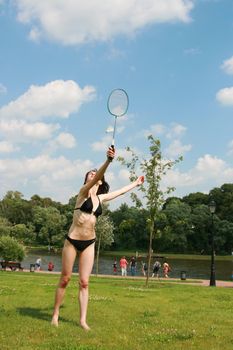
[[1, 271, 233, 350]]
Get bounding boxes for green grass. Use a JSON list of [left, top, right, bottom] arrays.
[[1, 272, 233, 350]]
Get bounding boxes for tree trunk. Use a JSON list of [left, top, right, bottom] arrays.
[[146, 222, 154, 286]]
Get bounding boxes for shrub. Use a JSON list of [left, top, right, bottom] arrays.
[[0, 236, 26, 261]]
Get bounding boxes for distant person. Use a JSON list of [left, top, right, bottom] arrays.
[[141, 261, 148, 276], [113, 259, 117, 275], [35, 257, 41, 271], [152, 260, 161, 278], [120, 256, 128, 276], [48, 261, 55, 272], [163, 262, 171, 278], [130, 256, 137, 276]]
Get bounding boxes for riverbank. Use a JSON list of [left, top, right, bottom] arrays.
[[27, 246, 233, 261], [103, 250, 233, 261]]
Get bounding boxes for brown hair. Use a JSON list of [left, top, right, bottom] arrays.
[[84, 169, 110, 194]]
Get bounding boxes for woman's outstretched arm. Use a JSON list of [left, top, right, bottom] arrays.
[[100, 176, 144, 202]]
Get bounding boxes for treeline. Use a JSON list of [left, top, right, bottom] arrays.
[[1, 183, 233, 254]]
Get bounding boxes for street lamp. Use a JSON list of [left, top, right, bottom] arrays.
[[209, 200, 216, 287]]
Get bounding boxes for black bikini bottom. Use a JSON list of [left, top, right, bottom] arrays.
[[65, 235, 96, 252]]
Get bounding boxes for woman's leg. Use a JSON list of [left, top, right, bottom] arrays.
[[78, 242, 95, 330], [51, 241, 77, 326]]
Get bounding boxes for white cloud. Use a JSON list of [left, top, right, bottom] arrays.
[[166, 123, 187, 139], [55, 132, 76, 148], [14, 0, 194, 45], [216, 87, 233, 106], [217, 56, 233, 106], [28, 26, 41, 42], [0, 155, 80, 177], [142, 122, 187, 139], [0, 141, 19, 153], [91, 135, 112, 152], [0, 80, 96, 121], [221, 56, 233, 75], [195, 154, 225, 174], [164, 139, 192, 157], [46, 132, 77, 154], [143, 123, 166, 138], [0, 150, 232, 205], [162, 154, 232, 198], [0, 120, 59, 142], [0, 154, 94, 202], [0, 83, 7, 94], [118, 168, 130, 181], [227, 140, 233, 155]]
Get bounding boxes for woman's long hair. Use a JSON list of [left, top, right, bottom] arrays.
[[84, 170, 110, 194]]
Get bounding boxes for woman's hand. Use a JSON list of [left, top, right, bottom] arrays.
[[107, 147, 115, 161], [136, 175, 144, 186]]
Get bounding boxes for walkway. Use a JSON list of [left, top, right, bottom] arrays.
[[7, 268, 233, 288]]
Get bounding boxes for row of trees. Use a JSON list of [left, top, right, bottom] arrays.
[[1, 186, 233, 260], [1, 136, 233, 262]]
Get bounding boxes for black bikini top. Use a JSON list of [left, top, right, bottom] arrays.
[[74, 196, 102, 217]]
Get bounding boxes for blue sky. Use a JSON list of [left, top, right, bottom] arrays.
[[0, 0, 233, 207]]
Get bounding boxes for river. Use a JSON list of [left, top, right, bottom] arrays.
[[22, 250, 233, 281]]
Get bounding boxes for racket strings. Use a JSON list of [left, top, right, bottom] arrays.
[[108, 89, 129, 117]]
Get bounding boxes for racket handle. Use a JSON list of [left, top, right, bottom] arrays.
[[108, 145, 115, 162]]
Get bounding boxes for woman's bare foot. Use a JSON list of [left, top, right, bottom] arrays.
[[51, 315, 59, 327], [80, 322, 91, 331]]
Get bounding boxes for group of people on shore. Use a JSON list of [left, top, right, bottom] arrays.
[[114, 256, 171, 278], [34, 257, 54, 272]]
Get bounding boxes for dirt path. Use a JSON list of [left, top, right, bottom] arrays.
[[11, 269, 233, 288]]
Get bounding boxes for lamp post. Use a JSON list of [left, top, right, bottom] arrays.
[[209, 200, 216, 287]]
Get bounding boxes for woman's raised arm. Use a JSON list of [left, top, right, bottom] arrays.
[[80, 147, 115, 195]]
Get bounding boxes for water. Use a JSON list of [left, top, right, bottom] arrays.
[[22, 250, 233, 281]]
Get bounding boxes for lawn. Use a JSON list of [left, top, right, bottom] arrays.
[[1, 271, 233, 350]]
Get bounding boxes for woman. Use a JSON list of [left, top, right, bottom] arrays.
[[163, 262, 171, 278], [51, 147, 144, 330]]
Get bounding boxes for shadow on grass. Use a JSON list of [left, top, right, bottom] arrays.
[[17, 307, 78, 326]]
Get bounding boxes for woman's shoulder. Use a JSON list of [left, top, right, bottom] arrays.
[[75, 191, 87, 206]]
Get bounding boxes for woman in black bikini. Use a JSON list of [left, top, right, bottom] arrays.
[[51, 147, 144, 330]]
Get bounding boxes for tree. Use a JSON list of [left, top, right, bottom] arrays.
[[157, 199, 192, 252], [182, 192, 209, 208], [0, 236, 26, 261], [32, 206, 67, 247], [95, 211, 114, 275], [0, 216, 12, 237], [209, 184, 233, 223], [189, 205, 210, 253], [118, 135, 182, 285], [10, 223, 35, 245], [0, 192, 32, 225], [109, 204, 149, 250]]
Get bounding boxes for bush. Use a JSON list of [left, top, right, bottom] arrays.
[[0, 236, 26, 261]]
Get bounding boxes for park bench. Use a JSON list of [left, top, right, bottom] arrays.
[[0, 261, 24, 271]]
